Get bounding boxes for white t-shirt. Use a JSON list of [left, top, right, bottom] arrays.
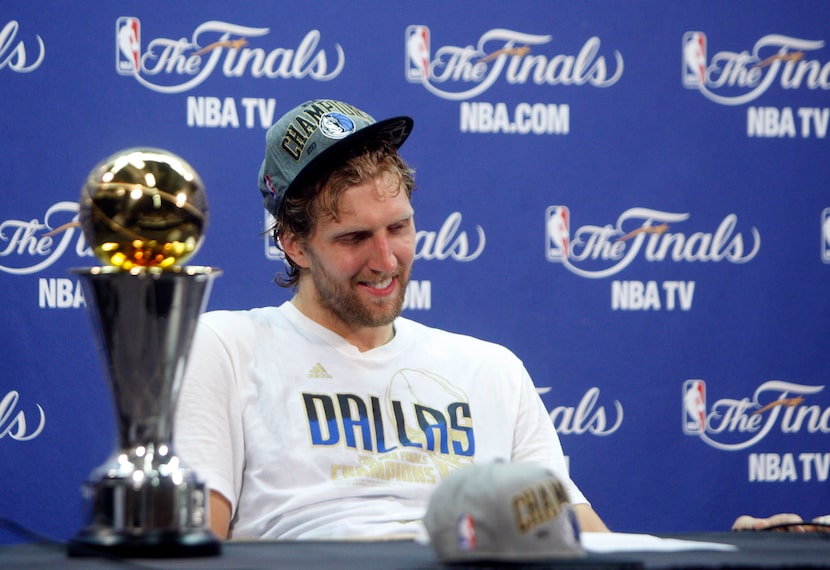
[[174, 302, 586, 540]]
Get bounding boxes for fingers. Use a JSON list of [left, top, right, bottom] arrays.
[[764, 513, 804, 528], [732, 515, 759, 531], [732, 513, 804, 531]]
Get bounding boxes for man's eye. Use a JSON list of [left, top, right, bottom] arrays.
[[338, 233, 365, 244]]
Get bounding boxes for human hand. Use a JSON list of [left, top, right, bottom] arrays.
[[732, 513, 805, 532], [732, 513, 830, 533]]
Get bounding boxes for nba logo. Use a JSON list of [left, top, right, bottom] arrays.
[[682, 31, 706, 88], [682, 379, 707, 434], [116, 17, 140, 74], [545, 206, 570, 262], [456, 513, 476, 552], [822, 208, 830, 263], [405, 25, 430, 82]]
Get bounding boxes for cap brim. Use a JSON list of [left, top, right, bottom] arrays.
[[283, 115, 413, 201]]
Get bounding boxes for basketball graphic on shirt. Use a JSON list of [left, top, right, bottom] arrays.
[[383, 368, 475, 481]]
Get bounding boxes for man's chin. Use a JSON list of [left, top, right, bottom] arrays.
[[364, 305, 404, 327], [360, 297, 406, 327]]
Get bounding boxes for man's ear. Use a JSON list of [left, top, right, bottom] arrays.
[[280, 231, 310, 269]]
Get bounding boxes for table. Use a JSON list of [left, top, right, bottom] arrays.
[[1, 532, 829, 569]]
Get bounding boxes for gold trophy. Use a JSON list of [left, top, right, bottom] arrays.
[[68, 148, 221, 557]]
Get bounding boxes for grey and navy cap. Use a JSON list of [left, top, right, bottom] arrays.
[[423, 462, 585, 563], [258, 99, 413, 218]]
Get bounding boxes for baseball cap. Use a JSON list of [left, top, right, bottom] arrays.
[[423, 462, 585, 563], [258, 99, 414, 218]]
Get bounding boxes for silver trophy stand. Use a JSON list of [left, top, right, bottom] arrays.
[[68, 266, 222, 558]]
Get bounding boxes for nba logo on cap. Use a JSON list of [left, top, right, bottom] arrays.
[[545, 206, 570, 262], [822, 208, 830, 263], [457, 513, 477, 552], [682, 31, 707, 88], [405, 25, 430, 82], [116, 17, 140, 75], [683, 379, 707, 435]]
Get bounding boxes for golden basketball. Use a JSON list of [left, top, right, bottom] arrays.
[[79, 148, 208, 269]]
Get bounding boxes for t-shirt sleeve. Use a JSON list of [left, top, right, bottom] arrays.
[[510, 365, 588, 505], [174, 316, 245, 514]]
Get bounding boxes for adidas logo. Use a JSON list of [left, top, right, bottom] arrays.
[[307, 362, 332, 379]]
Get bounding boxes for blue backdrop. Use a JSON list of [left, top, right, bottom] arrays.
[[2, 1, 829, 543]]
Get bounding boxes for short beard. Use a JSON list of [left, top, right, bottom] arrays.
[[312, 266, 409, 329]]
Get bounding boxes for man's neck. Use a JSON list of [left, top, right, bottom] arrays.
[[290, 295, 395, 353]]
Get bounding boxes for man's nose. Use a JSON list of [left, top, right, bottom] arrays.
[[367, 234, 397, 273]]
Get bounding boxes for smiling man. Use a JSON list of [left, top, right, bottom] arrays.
[[282, 164, 415, 350], [174, 99, 608, 541]]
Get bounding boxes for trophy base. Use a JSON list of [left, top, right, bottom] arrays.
[[67, 528, 221, 558]]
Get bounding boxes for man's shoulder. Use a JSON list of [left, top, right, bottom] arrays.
[[202, 305, 277, 322], [199, 305, 286, 337], [397, 317, 518, 360]]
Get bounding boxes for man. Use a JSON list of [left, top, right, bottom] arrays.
[[174, 99, 608, 540]]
